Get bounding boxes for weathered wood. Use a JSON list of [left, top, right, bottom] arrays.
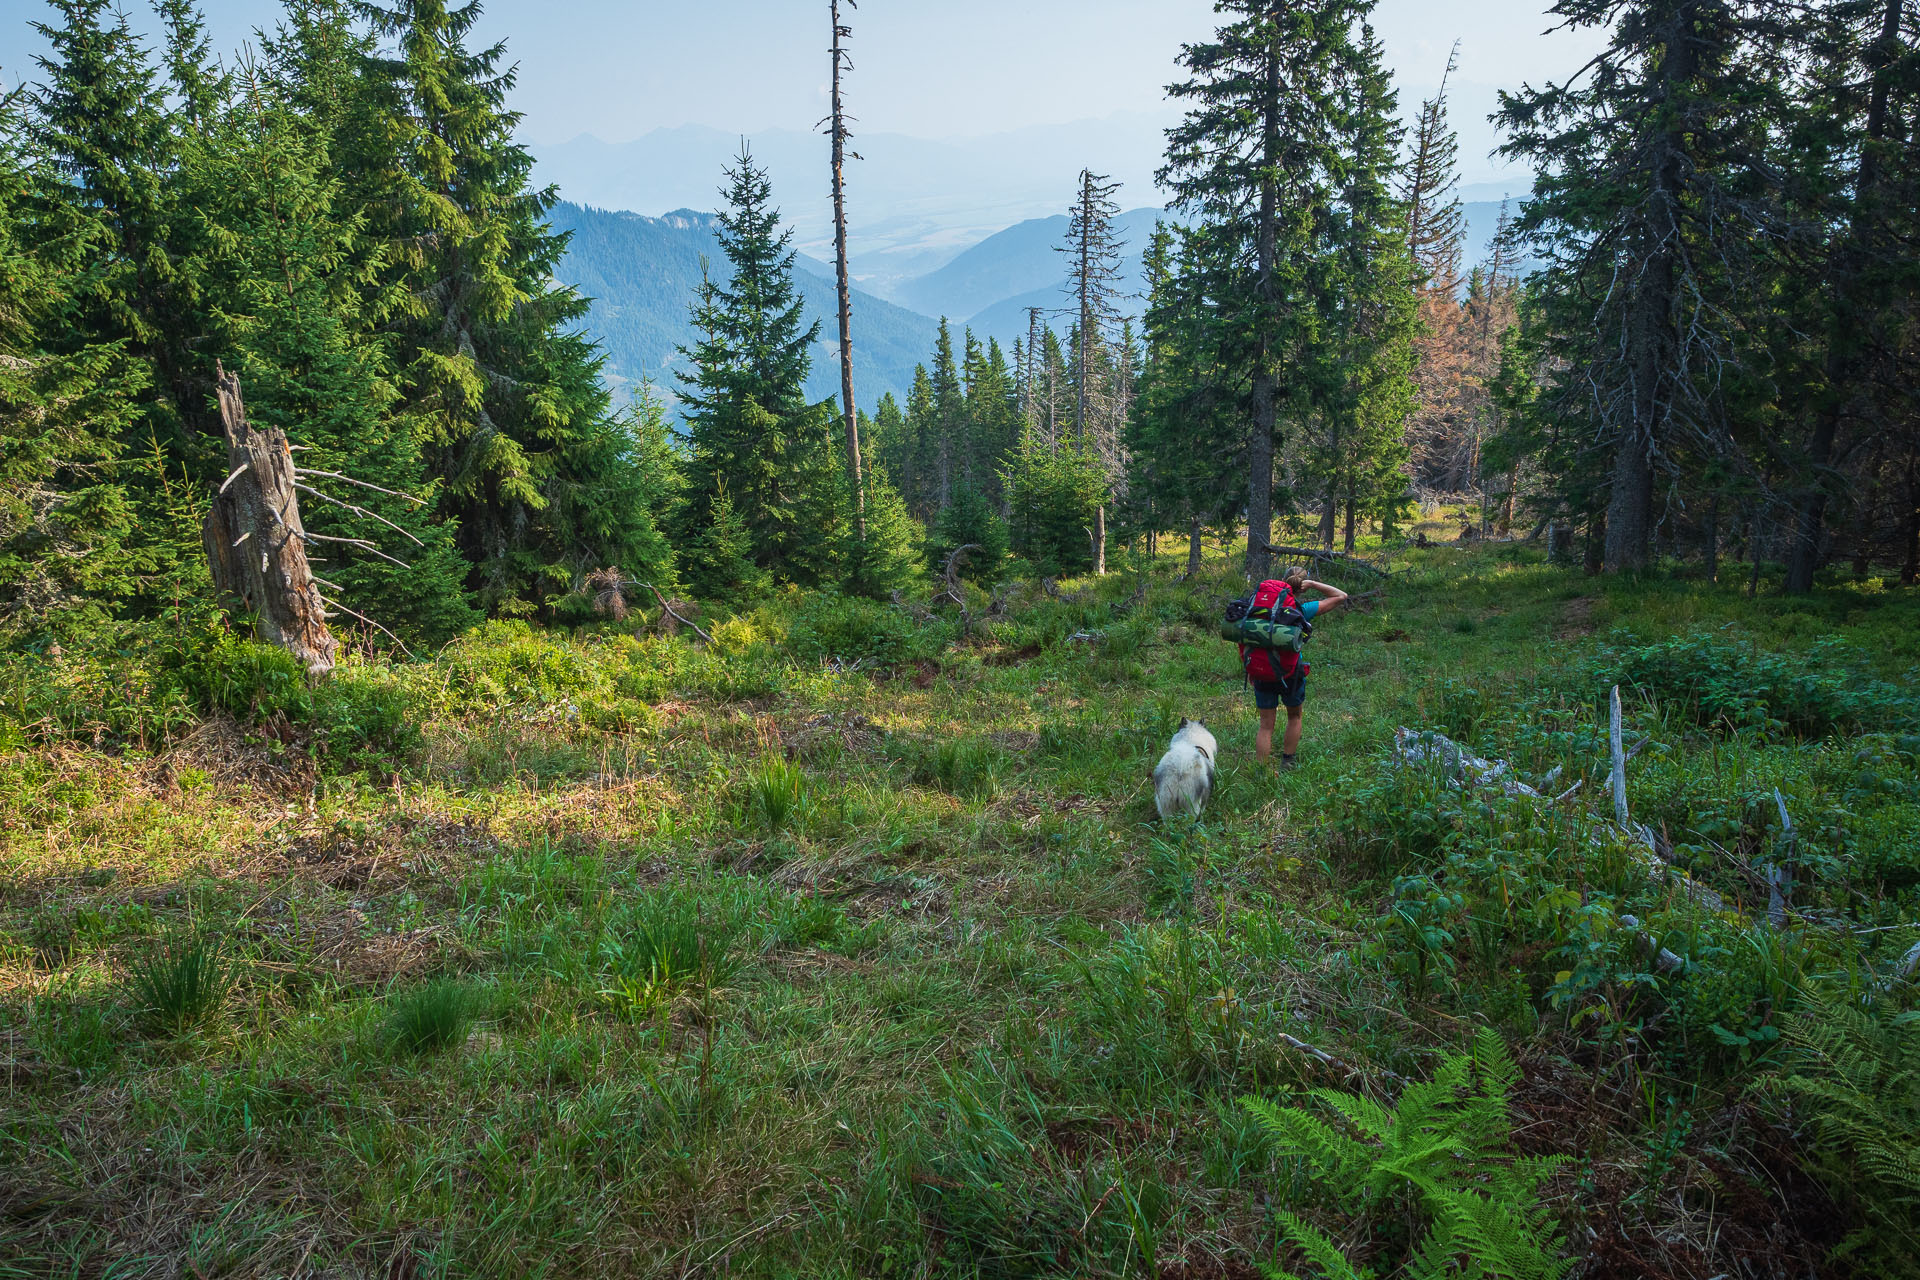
[[202, 363, 337, 675], [827, 0, 865, 542], [1609, 684, 1629, 827], [1259, 542, 1390, 578]]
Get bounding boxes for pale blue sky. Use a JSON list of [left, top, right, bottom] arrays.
[[2, 0, 1606, 185]]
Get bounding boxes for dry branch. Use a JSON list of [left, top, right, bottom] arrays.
[[292, 483, 426, 547], [628, 581, 713, 644], [298, 531, 412, 571], [321, 596, 416, 659], [1259, 542, 1391, 577], [294, 468, 427, 505]]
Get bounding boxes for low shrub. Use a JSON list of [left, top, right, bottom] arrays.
[[786, 593, 945, 668], [432, 620, 604, 715], [1600, 631, 1918, 739]]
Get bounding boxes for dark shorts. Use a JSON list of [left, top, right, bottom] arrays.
[[1253, 670, 1307, 710]]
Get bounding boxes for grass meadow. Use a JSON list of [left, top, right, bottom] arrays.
[[4, 521, 1918, 1279]]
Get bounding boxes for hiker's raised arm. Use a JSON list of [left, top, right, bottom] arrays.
[[1305, 580, 1348, 615]]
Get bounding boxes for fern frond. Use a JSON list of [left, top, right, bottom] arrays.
[[1274, 1210, 1375, 1280]]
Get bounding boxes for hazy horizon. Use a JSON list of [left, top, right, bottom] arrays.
[[5, 0, 1604, 190]]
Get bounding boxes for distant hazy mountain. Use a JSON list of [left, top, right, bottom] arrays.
[[530, 114, 1173, 271], [546, 202, 938, 411], [892, 207, 1165, 325]]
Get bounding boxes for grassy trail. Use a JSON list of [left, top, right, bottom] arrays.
[[4, 531, 1918, 1278]]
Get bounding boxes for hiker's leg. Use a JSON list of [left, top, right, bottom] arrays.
[[1257, 707, 1277, 761], [1283, 706, 1303, 757]]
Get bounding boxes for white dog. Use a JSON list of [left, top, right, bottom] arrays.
[[1153, 719, 1217, 819]]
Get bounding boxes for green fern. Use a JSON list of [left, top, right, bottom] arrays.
[[1262, 1212, 1375, 1280], [1243, 1028, 1570, 1280], [1781, 995, 1920, 1275]]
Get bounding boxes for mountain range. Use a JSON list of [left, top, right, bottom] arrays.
[[546, 202, 939, 410], [546, 189, 1530, 418], [530, 117, 1172, 272]]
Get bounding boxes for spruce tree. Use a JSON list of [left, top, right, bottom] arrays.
[[674, 147, 839, 590], [179, 66, 477, 643], [1004, 429, 1106, 577], [1399, 41, 1475, 490], [1781, 0, 1920, 590], [1161, 0, 1378, 578], [928, 485, 1009, 584], [1128, 221, 1247, 568], [1059, 169, 1126, 573], [0, 87, 152, 641], [846, 467, 926, 598], [26, 0, 200, 454], [1317, 22, 1417, 551], [928, 319, 966, 509], [1499, 0, 1792, 572], [355, 0, 651, 611]]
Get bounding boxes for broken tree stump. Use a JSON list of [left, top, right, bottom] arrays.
[[201, 363, 338, 675]]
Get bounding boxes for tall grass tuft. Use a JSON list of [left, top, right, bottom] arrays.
[[600, 900, 741, 1013], [127, 932, 231, 1034], [747, 755, 809, 833], [915, 737, 1000, 799], [383, 979, 478, 1055]]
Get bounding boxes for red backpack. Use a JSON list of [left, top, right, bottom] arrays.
[[1241, 579, 1302, 683]]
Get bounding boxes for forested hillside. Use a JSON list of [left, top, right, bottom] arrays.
[[3, 0, 1918, 1276]]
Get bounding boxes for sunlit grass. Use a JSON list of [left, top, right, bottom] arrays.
[[3, 523, 1916, 1274]]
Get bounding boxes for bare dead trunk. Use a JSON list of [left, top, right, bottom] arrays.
[[1584, 510, 1606, 577], [1903, 464, 1919, 585], [1318, 493, 1336, 548], [1186, 518, 1203, 577], [1705, 495, 1720, 582], [1343, 493, 1357, 553], [202, 364, 337, 675], [1093, 504, 1106, 576], [828, 0, 864, 542]]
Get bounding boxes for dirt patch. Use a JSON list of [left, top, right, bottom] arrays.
[[1042, 1115, 1152, 1161], [1555, 596, 1601, 639], [1378, 628, 1411, 643], [1509, 1057, 1845, 1280], [985, 644, 1043, 667], [1158, 1259, 1264, 1280]]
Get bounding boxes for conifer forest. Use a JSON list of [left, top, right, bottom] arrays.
[[2, 0, 1918, 1276]]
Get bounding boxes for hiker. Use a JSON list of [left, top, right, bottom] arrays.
[[1242, 567, 1347, 769]]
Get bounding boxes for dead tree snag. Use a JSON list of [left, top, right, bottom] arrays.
[[201, 363, 338, 675]]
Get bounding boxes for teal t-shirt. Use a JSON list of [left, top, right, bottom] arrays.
[[1300, 599, 1321, 620]]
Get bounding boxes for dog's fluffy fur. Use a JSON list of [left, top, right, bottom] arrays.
[[1153, 719, 1217, 819]]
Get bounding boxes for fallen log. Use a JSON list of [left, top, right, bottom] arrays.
[[1393, 724, 1723, 912]]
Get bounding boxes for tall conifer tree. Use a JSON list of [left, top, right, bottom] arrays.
[[1161, 0, 1376, 579], [675, 148, 839, 587], [355, 0, 655, 610]]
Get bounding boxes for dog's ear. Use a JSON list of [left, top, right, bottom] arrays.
[[1178, 717, 1191, 729]]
